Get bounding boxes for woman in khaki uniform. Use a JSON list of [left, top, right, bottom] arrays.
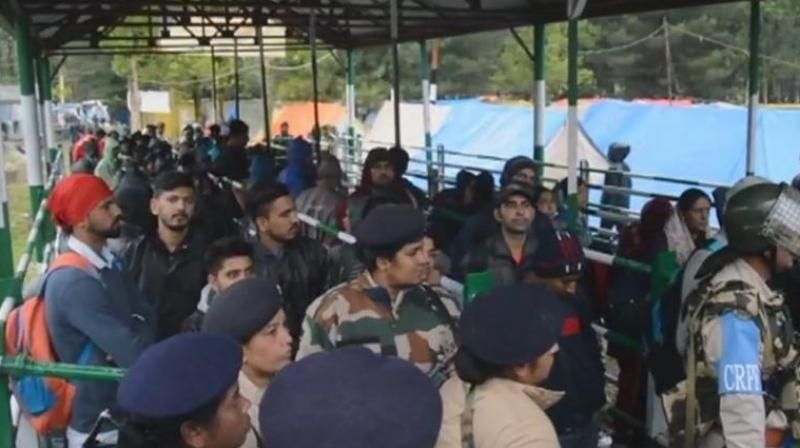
[[202, 278, 293, 448], [436, 284, 566, 448]]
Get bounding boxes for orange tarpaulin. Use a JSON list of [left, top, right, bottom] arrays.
[[271, 102, 347, 138]]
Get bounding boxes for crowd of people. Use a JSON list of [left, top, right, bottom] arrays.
[[17, 117, 800, 448]]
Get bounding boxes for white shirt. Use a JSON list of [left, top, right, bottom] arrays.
[[66, 236, 117, 270]]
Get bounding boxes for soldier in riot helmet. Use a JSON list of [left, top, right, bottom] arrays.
[[668, 179, 800, 448]]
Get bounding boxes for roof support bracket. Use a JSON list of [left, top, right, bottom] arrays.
[[328, 49, 345, 71], [509, 27, 534, 62], [49, 55, 67, 82]]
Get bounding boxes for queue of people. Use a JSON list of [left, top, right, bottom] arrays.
[[19, 118, 800, 448]]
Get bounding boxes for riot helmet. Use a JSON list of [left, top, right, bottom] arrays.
[[725, 181, 800, 257]]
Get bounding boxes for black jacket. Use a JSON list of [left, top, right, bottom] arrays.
[[542, 290, 607, 433], [213, 144, 250, 182], [123, 228, 210, 340], [429, 189, 472, 254], [252, 236, 337, 353], [115, 166, 154, 235], [601, 144, 632, 209], [460, 228, 538, 287]]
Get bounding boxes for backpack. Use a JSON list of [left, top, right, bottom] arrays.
[[5, 252, 98, 435], [645, 243, 722, 395]]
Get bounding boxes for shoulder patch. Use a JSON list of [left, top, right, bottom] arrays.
[[717, 312, 762, 395]]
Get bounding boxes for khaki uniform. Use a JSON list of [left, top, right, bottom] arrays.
[[666, 259, 798, 447], [239, 371, 267, 448], [436, 376, 563, 448], [296, 272, 458, 374]]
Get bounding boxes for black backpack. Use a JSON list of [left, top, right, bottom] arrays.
[[645, 242, 722, 395]]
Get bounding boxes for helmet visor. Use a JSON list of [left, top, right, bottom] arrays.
[[762, 185, 800, 257]]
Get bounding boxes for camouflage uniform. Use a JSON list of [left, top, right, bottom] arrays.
[[665, 258, 799, 447], [296, 271, 459, 375], [662, 181, 800, 447]]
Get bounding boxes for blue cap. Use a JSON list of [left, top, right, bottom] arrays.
[[260, 347, 442, 448], [202, 277, 283, 344], [117, 333, 242, 418], [354, 204, 425, 249], [460, 284, 566, 366]]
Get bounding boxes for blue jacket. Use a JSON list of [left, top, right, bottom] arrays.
[[249, 148, 275, 185], [279, 138, 315, 197], [45, 254, 155, 432]]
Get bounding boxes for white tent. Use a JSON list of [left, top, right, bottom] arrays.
[[364, 100, 450, 151], [542, 123, 609, 186]]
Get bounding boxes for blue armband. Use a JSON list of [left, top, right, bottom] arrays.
[[717, 312, 762, 395]]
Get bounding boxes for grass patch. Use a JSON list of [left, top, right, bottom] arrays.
[[8, 182, 31, 267]]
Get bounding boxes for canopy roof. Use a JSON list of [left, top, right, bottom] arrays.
[[1, 0, 745, 55]]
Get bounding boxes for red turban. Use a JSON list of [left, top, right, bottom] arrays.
[[48, 174, 113, 228]]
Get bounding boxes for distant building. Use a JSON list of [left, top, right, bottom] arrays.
[[0, 84, 21, 140]]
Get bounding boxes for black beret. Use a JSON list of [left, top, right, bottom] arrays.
[[460, 284, 566, 366], [202, 277, 283, 344], [260, 347, 442, 448], [354, 204, 425, 249], [117, 333, 241, 418], [531, 229, 585, 278]]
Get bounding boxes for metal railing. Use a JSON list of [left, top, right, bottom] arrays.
[[356, 137, 729, 190], [333, 135, 732, 258]]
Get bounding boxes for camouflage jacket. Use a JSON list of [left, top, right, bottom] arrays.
[[296, 272, 459, 374], [665, 258, 798, 442]]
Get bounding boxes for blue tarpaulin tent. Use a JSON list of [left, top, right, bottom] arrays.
[[429, 99, 567, 182], [424, 98, 800, 219], [581, 99, 800, 217]]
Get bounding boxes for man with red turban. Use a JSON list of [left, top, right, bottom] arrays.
[[49, 173, 117, 236], [46, 173, 156, 448]]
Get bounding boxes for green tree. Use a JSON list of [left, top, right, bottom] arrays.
[[59, 55, 128, 111], [269, 49, 345, 103], [111, 54, 234, 101], [0, 29, 17, 85], [436, 31, 505, 97], [490, 23, 598, 99], [760, 0, 800, 102]]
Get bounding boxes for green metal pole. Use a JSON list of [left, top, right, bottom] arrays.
[[310, 9, 321, 159], [390, 0, 401, 148], [0, 126, 13, 300], [346, 50, 357, 185], [420, 41, 434, 197], [38, 57, 57, 248], [533, 25, 546, 182], [746, 0, 761, 176], [257, 26, 272, 147], [566, 20, 579, 231], [234, 39, 241, 120], [0, 357, 125, 382], [39, 57, 57, 154], [16, 21, 45, 263], [211, 47, 219, 122]]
